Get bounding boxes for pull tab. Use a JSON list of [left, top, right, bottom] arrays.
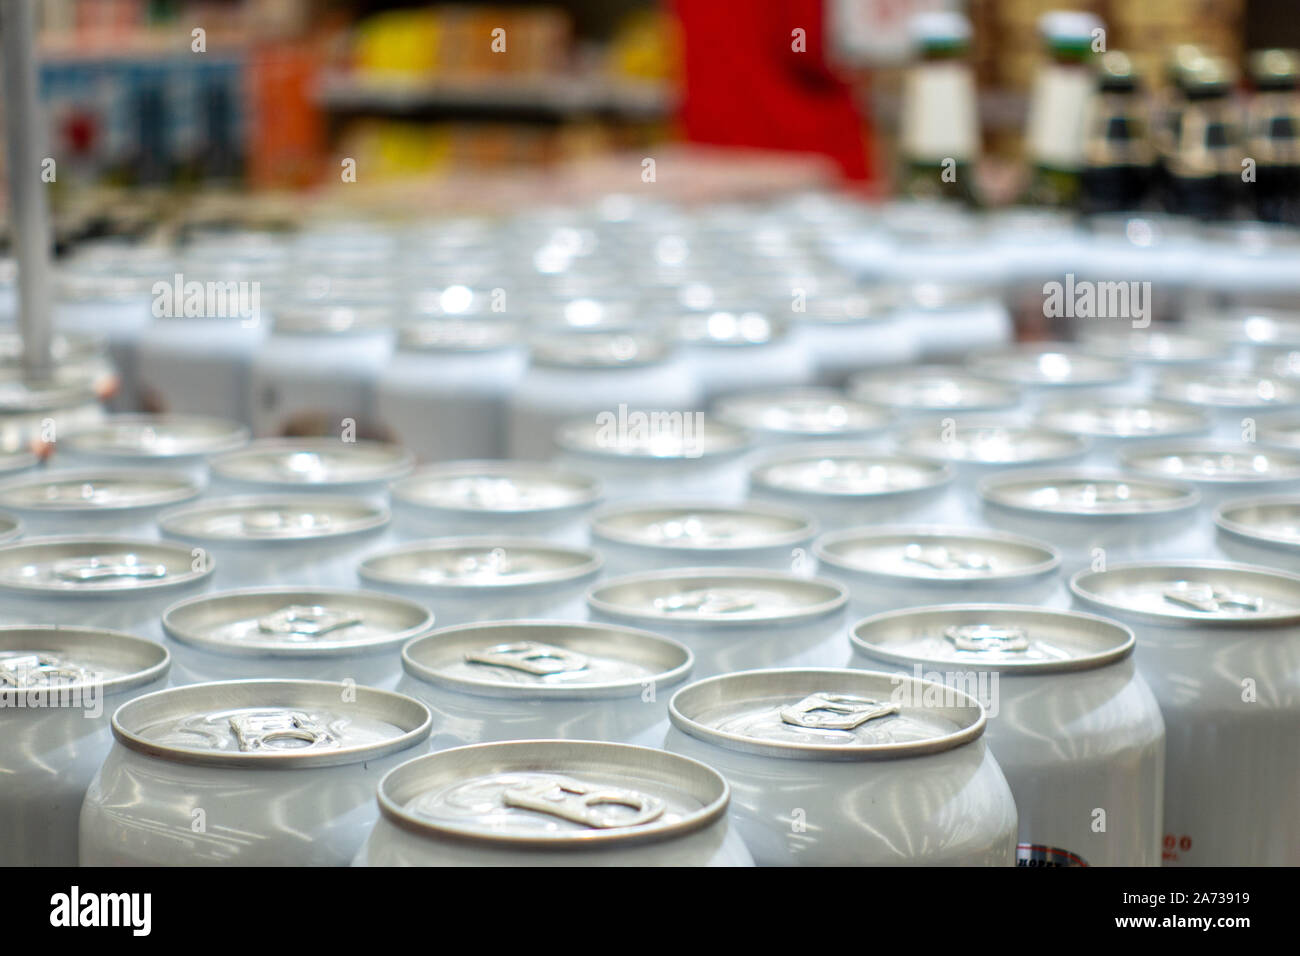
[[1162, 582, 1264, 614], [654, 587, 757, 615], [944, 624, 1031, 652], [453, 548, 511, 578], [257, 604, 362, 638], [501, 775, 665, 829], [465, 641, 589, 675], [228, 710, 338, 752], [903, 543, 995, 572], [0, 653, 93, 688], [53, 554, 168, 583], [239, 510, 332, 536], [780, 692, 900, 730]]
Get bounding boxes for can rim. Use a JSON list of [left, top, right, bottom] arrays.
[[360, 536, 604, 592], [0, 510, 22, 545], [815, 525, 1061, 583], [553, 415, 752, 462], [847, 365, 1022, 412], [0, 450, 41, 475], [0, 535, 215, 595], [209, 438, 415, 489], [749, 445, 955, 499], [390, 460, 602, 516], [0, 624, 170, 696], [0, 469, 203, 515], [896, 420, 1092, 466], [159, 495, 391, 543], [589, 500, 818, 552], [1069, 560, 1300, 627], [1154, 368, 1300, 410], [1035, 399, 1211, 440], [712, 388, 895, 437], [60, 414, 251, 460], [966, 345, 1131, 388], [978, 468, 1202, 516], [1214, 495, 1300, 548], [1119, 440, 1300, 483]]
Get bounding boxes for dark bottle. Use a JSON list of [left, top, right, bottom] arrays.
[[1246, 49, 1300, 224], [1165, 56, 1242, 220], [1082, 51, 1155, 213]]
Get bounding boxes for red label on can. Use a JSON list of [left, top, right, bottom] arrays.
[[1016, 843, 1089, 867]]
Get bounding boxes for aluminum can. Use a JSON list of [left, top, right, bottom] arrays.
[[1, 373, 106, 456], [0, 511, 20, 544], [848, 365, 1022, 425], [979, 469, 1203, 574], [0, 537, 213, 640], [0, 450, 38, 481], [673, 312, 814, 402], [587, 568, 847, 675], [135, 316, 268, 424], [780, 289, 920, 384], [207, 438, 414, 506], [162, 587, 436, 689], [553, 415, 751, 505], [159, 495, 390, 590], [354, 739, 752, 866], [712, 388, 893, 447], [79, 679, 432, 865], [360, 538, 602, 626], [1257, 410, 1300, 451], [0, 626, 169, 865], [0, 470, 201, 538], [1185, 305, 1300, 356], [850, 605, 1164, 866], [389, 461, 601, 546], [1214, 496, 1300, 571], [1154, 367, 1300, 441], [1076, 324, 1230, 394], [888, 284, 1014, 361], [663, 667, 1018, 866], [817, 526, 1064, 614], [1035, 399, 1211, 470], [966, 345, 1132, 413], [1070, 561, 1300, 865], [397, 620, 692, 749], [590, 501, 817, 577], [55, 414, 250, 485]]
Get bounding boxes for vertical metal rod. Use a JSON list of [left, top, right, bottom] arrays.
[[2, 0, 54, 381]]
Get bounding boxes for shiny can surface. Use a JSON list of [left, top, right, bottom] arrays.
[[848, 365, 1021, 424], [0, 470, 201, 538], [1036, 399, 1211, 469], [1118, 440, 1300, 519], [966, 345, 1131, 412], [712, 388, 893, 446], [208, 438, 414, 505], [1154, 368, 1300, 440], [1214, 496, 1300, 570], [55, 414, 250, 484]]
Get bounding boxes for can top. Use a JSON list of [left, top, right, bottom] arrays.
[[1215, 496, 1300, 550], [159, 496, 390, 543], [555, 416, 751, 461], [1155, 369, 1300, 410], [1188, 308, 1300, 348], [60, 414, 250, 461], [272, 303, 392, 335], [1077, 326, 1223, 365], [1258, 413, 1300, 450], [816, 526, 1059, 583], [1119, 442, 1300, 485], [210, 439, 414, 490], [360, 538, 602, 592], [979, 470, 1200, 516], [847, 365, 1021, 413], [0, 370, 102, 413], [403, 620, 692, 699], [0, 625, 169, 697], [0, 451, 39, 477], [851, 604, 1134, 674], [391, 461, 601, 516], [750, 447, 953, 499], [0, 331, 106, 366], [377, 740, 730, 847], [1036, 400, 1210, 440], [669, 667, 984, 761], [590, 501, 816, 552], [713, 389, 893, 439], [0, 471, 201, 515], [530, 331, 671, 369], [1070, 561, 1300, 626], [0, 537, 213, 597], [588, 567, 846, 628], [397, 317, 521, 353], [897, 421, 1089, 466], [784, 289, 899, 325], [163, 587, 434, 659], [674, 310, 786, 347], [966, 346, 1129, 388], [111, 679, 431, 769], [0, 511, 19, 544]]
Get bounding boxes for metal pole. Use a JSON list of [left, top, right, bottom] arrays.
[[2, 0, 54, 381]]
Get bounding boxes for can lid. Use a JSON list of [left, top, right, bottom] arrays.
[[1155, 369, 1300, 410], [713, 389, 893, 439], [0, 625, 169, 697], [1077, 326, 1223, 365], [163, 587, 434, 659], [591, 502, 816, 552], [588, 567, 846, 628], [210, 439, 414, 490], [979, 470, 1200, 516], [0, 537, 213, 596], [160, 496, 390, 543], [61, 415, 250, 460], [816, 526, 1059, 582], [898, 421, 1089, 466], [0, 371, 101, 413], [391, 461, 600, 516], [784, 290, 898, 325], [1258, 413, 1300, 450], [848, 366, 1021, 413], [674, 311, 786, 347], [402, 620, 692, 699], [750, 447, 953, 499], [967, 346, 1129, 388], [555, 416, 751, 461], [850, 605, 1134, 674], [272, 303, 392, 335], [111, 679, 431, 769], [1188, 308, 1300, 348], [1119, 442, 1300, 484], [397, 317, 520, 352], [1215, 496, 1300, 550], [0, 450, 41, 477], [0, 511, 19, 544], [530, 331, 670, 369], [0, 331, 106, 366], [0, 470, 201, 515], [669, 667, 984, 761], [1070, 561, 1300, 626], [377, 740, 729, 847], [360, 538, 602, 592], [1037, 400, 1209, 439]]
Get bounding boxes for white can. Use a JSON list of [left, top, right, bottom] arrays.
[[781, 290, 919, 385], [1070, 561, 1300, 865], [360, 538, 603, 626], [850, 605, 1165, 866], [1258, 411, 1300, 452], [663, 667, 1018, 866], [848, 365, 1022, 425], [1214, 496, 1300, 571], [354, 739, 753, 866], [0, 626, 169, 865], [1, 373, 106, 456], [79, 679, 432, 866], [207, 438, 414, 506], [398, 620, 692, 749], [587, 568, 848, 676], [159, 495, 390, 590], [889, 284, 1014, 361], [1153, 368, 1300, 441], [1119, 440, 1300, 526], [162, 587, 436, 689], [389, 461, 601, 546], [966, 345, 1132, 413], [1036, 399, 1211, 470], [816, 527, 1063, 614], [135, 316, 268, 424], [0, 470, 201, 539], [1076, 324, 1230, 394], [712, 388, 893, 447], [54, 414, 250, 485], [674, 312, 814, 402]]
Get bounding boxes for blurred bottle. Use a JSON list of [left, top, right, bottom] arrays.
[[1024, 11, 1104, 209], [1152, 45, 1207, 211], [898, 11, 979, 204], [1165, 56, 1242, 220], [1246, 49, 1300, 224], [1081, 51, 1154, 213]]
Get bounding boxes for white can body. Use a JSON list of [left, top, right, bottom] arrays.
[[136, 318, 267, 425], [251, 330, 394, 438]]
